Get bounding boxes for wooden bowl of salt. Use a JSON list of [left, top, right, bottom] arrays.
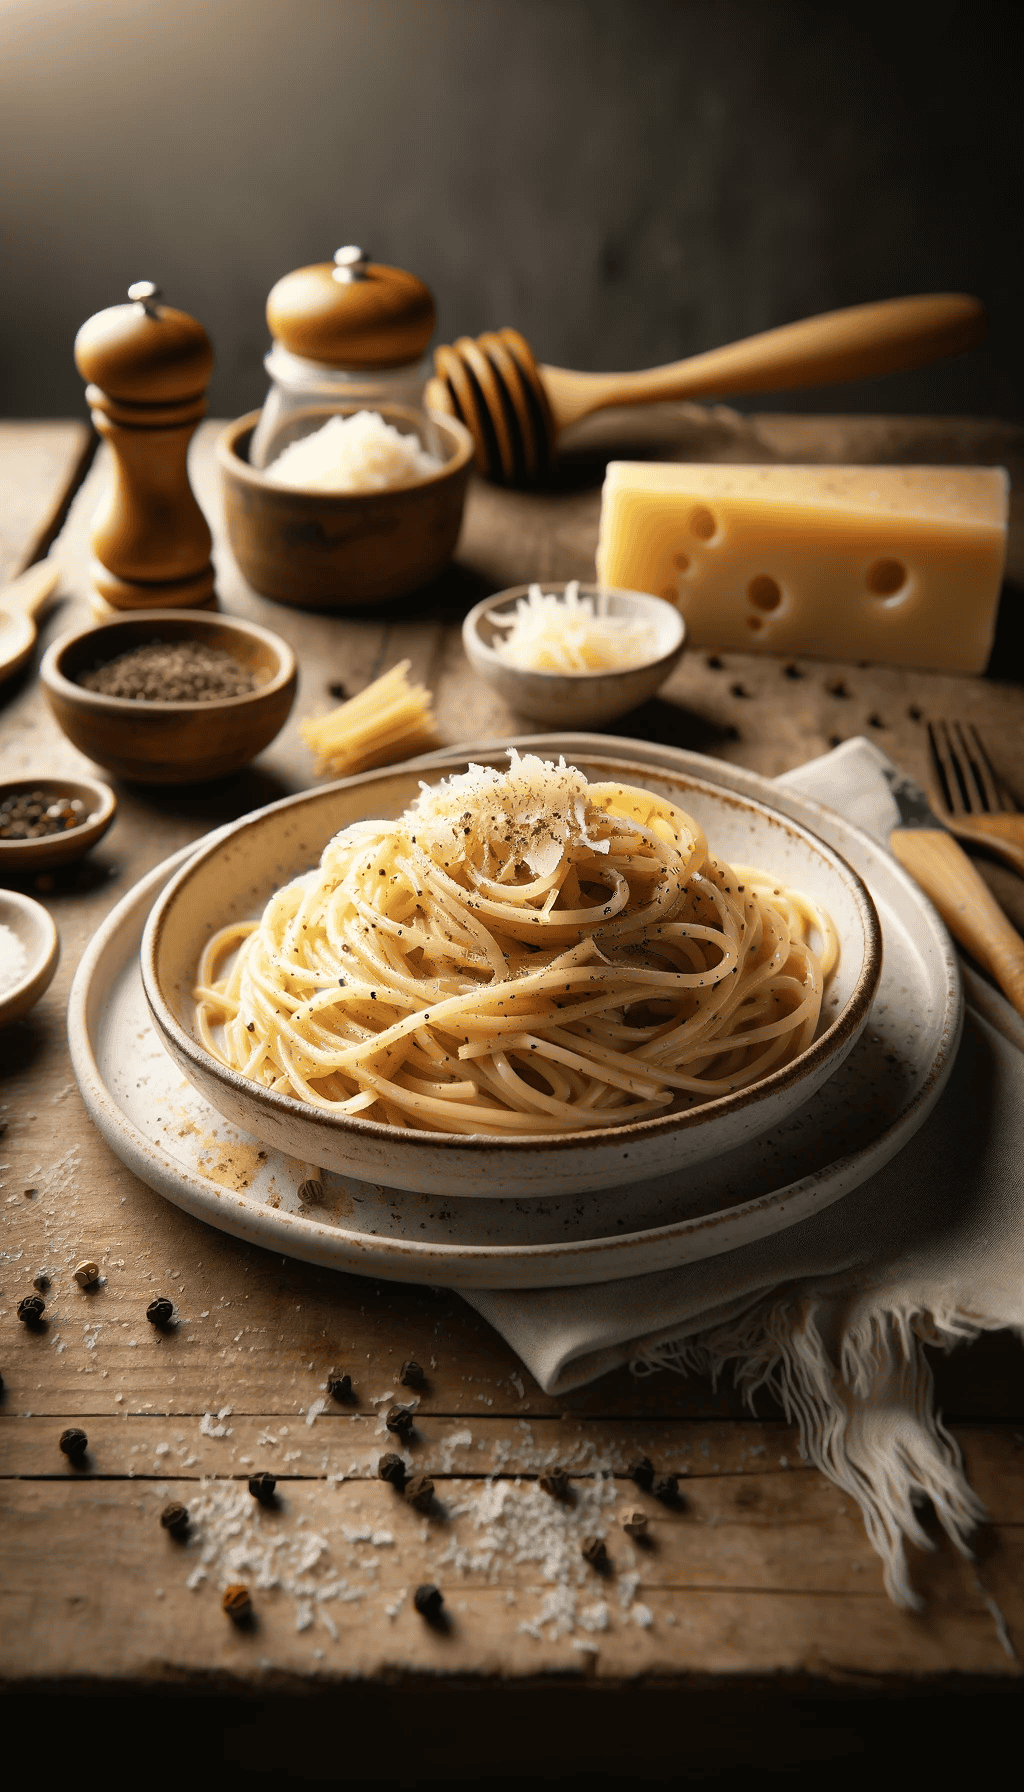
[[218, 403, 474, 609]]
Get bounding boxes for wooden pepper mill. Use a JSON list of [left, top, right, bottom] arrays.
[[74, 282, 216, 614]]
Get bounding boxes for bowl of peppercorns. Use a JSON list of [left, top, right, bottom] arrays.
[[0, 775, 117, 874], [40, 610, 298, 784]]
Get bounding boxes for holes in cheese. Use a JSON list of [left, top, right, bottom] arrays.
[[749, 575, 783, 612], [595, 463, 1009, 673], [866, 558, 909, 599]]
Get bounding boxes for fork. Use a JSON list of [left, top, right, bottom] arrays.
[[928, 721, 1024, 877]]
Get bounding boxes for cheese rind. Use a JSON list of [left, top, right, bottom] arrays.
[[596, 463, 1009, 672]]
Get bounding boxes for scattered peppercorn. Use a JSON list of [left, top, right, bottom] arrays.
[[147, 1297, 175, 1326], [73, 1260, 100, 1288], [908, 704, 923, 722], [825, 677, 849, 698], [59, 1427, 88, 1461], [628, 1455, 654, 1491], [18, 1294, 45, 1323], [729, 682, 750, 699], [405, 1473, 435, 1513], [581, 1534, 608, 1569], [160, 1501, 190, 1536], [32, 1272, 50, 1291], [80, 639, 258, 703], [706, 655, 724, 670], [539, 1466, 570, 1500], [327, 682, 347, 701], [867, 712, 885, 729], [385, 1405, 415, 1440], [399, 1360, 425, 1389], [248, 1471, 277, 1504], [297, 1179, 323, 1203], [222, 1584, 252, 1620], [782, 662, 804, 680], [653, 1473, 683, 1506], [378, 1452, 407, 1489], [327, 1373, 353, 1403], [0, 790, 89, 840], [828, 734, 843, 749], [620, 1509, 649, 1538], [413, 1583, 444, 1622]]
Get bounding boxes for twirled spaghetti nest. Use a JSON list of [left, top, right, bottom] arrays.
[[195, 755, 836, 1135]]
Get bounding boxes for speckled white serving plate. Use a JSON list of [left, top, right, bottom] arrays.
[[67, 738, 960, 1289], [141, 753, 881, 1199]]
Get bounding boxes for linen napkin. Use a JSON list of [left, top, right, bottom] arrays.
[[462, 738, 1024, 1608]]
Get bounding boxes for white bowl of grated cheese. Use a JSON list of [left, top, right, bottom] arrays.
[[463, 582, 685, 726]]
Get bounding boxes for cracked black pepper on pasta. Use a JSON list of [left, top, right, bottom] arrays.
[[194, 752, 836, 1136]]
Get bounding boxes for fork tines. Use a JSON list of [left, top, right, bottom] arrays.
[[928, 720, 1014, 815]]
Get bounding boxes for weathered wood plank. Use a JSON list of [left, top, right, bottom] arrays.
[[1, 1476, 1019, 1684], [4, 1417, 1021, 1524], [0, 420, 93, 587]]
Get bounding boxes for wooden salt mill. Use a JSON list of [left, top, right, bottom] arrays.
[[74, 282, 216, 614]]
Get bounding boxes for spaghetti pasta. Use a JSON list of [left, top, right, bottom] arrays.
[[300, 661, 440, 779], [194, 753, 837, 1136]]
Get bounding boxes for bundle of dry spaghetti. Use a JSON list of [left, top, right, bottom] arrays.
[[195, 752, 836, 1136], [300, 660, 441, 779]]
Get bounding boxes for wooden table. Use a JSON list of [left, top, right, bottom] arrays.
[[2, 408, 1023, 1775]]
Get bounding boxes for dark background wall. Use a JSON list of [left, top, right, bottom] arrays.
[[1, 0, 1021, 422]]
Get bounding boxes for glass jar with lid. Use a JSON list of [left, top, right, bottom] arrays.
[[249, 246, 436, 471]]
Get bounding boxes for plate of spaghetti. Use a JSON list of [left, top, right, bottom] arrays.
[[141, 751, 881, 1198]]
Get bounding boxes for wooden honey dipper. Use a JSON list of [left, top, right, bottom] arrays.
[[426, 293, 986, 483]]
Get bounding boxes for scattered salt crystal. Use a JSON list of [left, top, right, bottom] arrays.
[[632, 1603, 654, 1628], [199, 1411, 233, 1438], [306, 1396, 327, 1428], [578, 1600, 609, 1632], [436, 1427, 472, 1472], [617, 1570, 641, 1610], [571, 1638, 599, 1654]]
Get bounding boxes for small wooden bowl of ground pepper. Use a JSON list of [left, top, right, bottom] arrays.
[[40, 611, 297, 784], [0, 775, 117, 874]]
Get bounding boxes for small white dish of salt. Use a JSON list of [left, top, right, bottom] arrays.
[[0, 890, 59, 1028], [463, 581, 686, 726]]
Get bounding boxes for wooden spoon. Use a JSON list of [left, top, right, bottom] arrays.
[[0, 561, 61, 683], [426, 292, 986, 483]]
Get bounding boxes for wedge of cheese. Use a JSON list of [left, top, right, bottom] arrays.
[[596, 463, 1009, 671]]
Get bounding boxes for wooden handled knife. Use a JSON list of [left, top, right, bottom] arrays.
[[883, 762, 1024, 1021]]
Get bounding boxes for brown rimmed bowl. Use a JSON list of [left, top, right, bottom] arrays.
[[140, 751, 883, 1200], [0, 775, 116, 873], [218, 403, 474, 609], [40, 610, 298, 784]]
